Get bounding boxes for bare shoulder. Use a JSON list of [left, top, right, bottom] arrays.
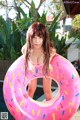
[[50, 47, 56, 56], [49, 47, 56, 62]]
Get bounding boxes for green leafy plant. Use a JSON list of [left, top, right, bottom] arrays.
[[0, 16, 24, 60], [0, 0, 72, 60], [69, 14, 80, 49], [0, 16, 16, 60], [72, 15, 80, 29]]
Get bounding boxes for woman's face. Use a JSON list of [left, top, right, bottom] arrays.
[[32, 35, 43, 49]]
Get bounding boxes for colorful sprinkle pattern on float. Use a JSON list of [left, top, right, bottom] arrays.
[[3, 54, 80, 120]]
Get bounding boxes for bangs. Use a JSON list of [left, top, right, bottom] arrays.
[[30, 22, 46, 38], [31, 31, 44, 38]]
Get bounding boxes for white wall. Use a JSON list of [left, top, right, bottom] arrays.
[[67, 47, 80, 62], [66, 37, 80, 62]]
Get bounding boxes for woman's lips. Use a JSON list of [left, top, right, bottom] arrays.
[[34, 44, 41, 45]]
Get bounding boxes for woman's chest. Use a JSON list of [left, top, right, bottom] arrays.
[[30, 54, 44, 65]]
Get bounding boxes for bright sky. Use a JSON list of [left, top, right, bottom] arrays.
[[0, 0, 51, 19]]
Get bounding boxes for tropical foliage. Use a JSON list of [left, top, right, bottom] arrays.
[[69, 14, 80, 49], [0, 16, 25, 60], [0, 0, 65, 19], [72, 15, 80, 29], [0, 1, 71, 60]]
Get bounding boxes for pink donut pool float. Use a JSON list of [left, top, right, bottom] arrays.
[[3, 54, 80, 120]]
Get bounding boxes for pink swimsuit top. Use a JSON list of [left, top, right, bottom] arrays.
[[25, 58, 43, 77], [26, 53, 56, 77]]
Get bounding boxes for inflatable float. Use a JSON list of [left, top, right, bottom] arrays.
[[3, 54, 80, 120]]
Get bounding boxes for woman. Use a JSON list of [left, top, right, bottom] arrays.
[[22, 22, 56, 101]]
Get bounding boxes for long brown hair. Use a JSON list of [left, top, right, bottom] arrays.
[[22, 22, 55, 74]]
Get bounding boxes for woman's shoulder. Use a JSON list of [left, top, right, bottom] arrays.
[[50, 47, 56, 56], [50, 47, 56, 62], [21, 43, 27, 55]]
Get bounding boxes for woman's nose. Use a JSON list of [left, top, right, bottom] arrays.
[[35, 39, 40, 43]]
